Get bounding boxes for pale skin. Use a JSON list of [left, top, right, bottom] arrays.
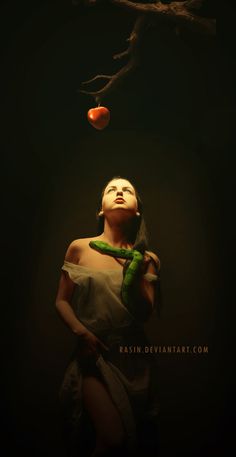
[[55, 178, 159, 456]]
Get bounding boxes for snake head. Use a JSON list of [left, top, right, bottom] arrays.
[[89, 240, 134, 259]]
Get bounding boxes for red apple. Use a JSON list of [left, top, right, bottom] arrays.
[[87, 106, 110, 130]]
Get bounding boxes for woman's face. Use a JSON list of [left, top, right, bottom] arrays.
[[101, 178, 139, 219]]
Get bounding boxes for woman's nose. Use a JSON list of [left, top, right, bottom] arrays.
[[116, 190, 123, 196]]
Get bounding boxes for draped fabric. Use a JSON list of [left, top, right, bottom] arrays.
[[59, 261, 160, 451]]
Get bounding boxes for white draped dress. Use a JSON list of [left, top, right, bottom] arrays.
[[59, 260, 160, 451]]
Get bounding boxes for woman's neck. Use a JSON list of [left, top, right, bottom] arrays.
[[100, 220, 131, 248]]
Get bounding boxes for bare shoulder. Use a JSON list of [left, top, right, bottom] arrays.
[[65, 237, 93, 263], [146, 250, 161, 272]]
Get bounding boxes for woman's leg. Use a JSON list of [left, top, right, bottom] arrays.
[[82, 375, 125, 456]]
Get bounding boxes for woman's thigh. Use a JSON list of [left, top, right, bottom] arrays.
[[82, 375, 125, 444]]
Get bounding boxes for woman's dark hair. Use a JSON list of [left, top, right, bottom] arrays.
[[96, 176, 149, 253]]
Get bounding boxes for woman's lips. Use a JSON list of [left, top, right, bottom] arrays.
[[114, 198, 125, 203]]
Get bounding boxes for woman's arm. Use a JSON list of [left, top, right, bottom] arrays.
[[55, 241, 109, 356], [55, 272, 89, 336], [55, 241, 88, 336]]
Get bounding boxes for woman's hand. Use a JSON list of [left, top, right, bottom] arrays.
[[77, 329, 109, 360]]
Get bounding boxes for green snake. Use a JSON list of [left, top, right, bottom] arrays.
[[89, 240, 144, 306]]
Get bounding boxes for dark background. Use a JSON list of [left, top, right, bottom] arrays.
[[1, 1, 235, 456]]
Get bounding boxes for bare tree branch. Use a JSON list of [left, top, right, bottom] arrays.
[[77, 1, 216, 102], [110, 1, 215, 35], [80, 15, 148, 103]]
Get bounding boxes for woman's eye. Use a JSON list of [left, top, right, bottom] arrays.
[[107, 189, 114, 193], [125, 189, 132, 194]]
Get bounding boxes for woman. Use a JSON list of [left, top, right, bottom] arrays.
[[55, 176, 161, 457]]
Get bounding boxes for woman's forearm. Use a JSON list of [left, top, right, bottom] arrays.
[[55, 299, 88, 336]]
